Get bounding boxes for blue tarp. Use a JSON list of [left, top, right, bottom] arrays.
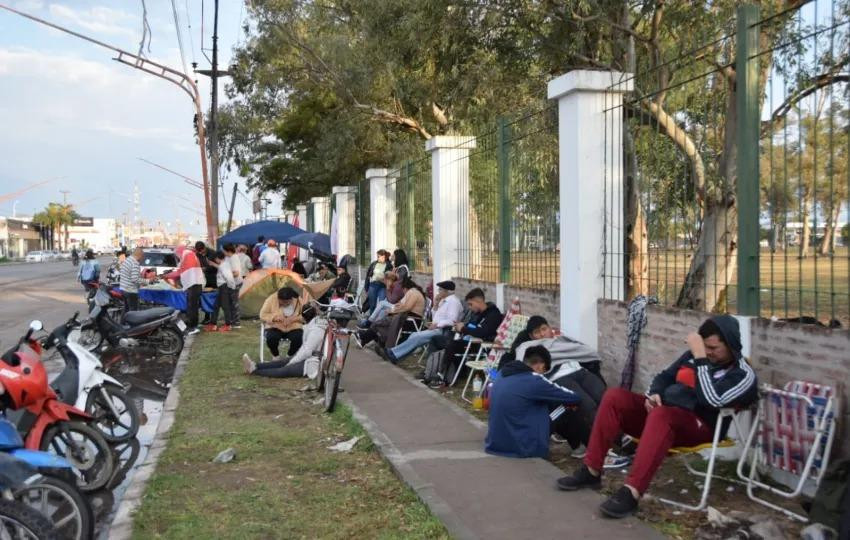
[[288, 232, 332, 257], [216, 220, 307, 249], [139, 288, 219, 313]]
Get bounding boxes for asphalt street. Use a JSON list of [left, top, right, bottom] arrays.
[[0, 258, 106, 353]]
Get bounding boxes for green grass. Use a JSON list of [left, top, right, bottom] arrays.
[[131, 324, 448, 540]]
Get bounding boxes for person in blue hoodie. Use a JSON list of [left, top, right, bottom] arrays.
[[485, 346, 580, 459]]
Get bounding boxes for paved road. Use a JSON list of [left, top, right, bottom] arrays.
[[0, 258, 108, 351]]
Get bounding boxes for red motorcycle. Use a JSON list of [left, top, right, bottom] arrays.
[[0, 320, 115, 492]]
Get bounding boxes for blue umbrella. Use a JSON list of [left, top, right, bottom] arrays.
[[288, 232, 332, 257], [216, 220, 306, 248]]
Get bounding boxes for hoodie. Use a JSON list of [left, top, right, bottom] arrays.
[[460, 302, 503, 341], [647, 315, 758, 431], [485, 361, 580, 458], [165, 247, 204, 290]]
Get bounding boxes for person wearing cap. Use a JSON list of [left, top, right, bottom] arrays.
[[379, 280, 463, 364], [165, 244, 204, 335], [259, 239, 282, 269], [556, 315, 758, 518]]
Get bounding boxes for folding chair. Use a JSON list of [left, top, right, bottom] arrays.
[[736, 381, 838, 522], [395, 297, 432, 346], [259, 322, 267, 362], [460, 314, 528, 403]]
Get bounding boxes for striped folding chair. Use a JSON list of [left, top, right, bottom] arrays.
[[737, 381, 838, 522]]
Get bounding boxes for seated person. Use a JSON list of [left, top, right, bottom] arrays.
[[356, 277, 425, 348], [496, 315, 548, 370], [290, 257, 307, 277], [485, 346, 580, 458], [513, 316, 606, 456], [556, 315, 758, 519], [259, 287, 304, 361], [358, 272, 403, 327], [332, 264, 352, 297], [242, 315, 326, 378], [430, 288, 503, 388], [379, 280, 463, 364]]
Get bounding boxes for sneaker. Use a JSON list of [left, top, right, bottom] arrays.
[[550, 433, 569, 444], [599, 486, 639, 518], [218, 325, 232, 332], [570, 444, 588, 459], [187, 328, 201, 336], [203, 324, 217, 332], [232, 324, 242, 329], [603, 454, 633, 470], [556, 465, 602, 491], [241, 353, 256, 375]]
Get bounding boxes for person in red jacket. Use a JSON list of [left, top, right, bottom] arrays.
[[165, 245, 205, 335], [556, 315, 757, 518]]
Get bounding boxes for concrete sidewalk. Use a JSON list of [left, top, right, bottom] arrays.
[[342, 348, 665, 540]]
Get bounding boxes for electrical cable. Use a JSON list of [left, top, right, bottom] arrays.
[[184, 0, 196, 65], [170, 0, 189, 76], [137, 0, 152, 58]]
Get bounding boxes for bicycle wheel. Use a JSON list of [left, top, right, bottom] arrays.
[[40, 421, 115, 492], [0, 499, 59, 540], [85, 385, 140, 443], [323, 352, 341, 412], [14, 475, 94, 540]]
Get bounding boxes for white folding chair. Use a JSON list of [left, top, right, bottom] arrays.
[[736, 381, 838, 522], [460, 314, 528, 402], [259, 322, 266, 362]]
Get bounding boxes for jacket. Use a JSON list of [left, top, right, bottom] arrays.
[[165, 248, 204, 290], [485, 361, 580, 458], [460, 302, 502, 341], [259, 293, 304, 332], [390, 288, 425, 317], [647, 315, 758, 430], [514, 336, 602, 382], [216, 259, 236, 289], [365, 259, 391, 286], [432, 295, 463, 328]]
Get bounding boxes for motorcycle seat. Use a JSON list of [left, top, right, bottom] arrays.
[[123, 307, 175, 326]]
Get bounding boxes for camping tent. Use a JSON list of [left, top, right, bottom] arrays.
[[238, 268, 335, 318], [217, 220, 306, 248]]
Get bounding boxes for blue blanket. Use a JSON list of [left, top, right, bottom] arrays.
[[139, 289, 219, 313]]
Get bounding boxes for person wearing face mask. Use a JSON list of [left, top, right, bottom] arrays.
[[259, 287, 304, 361], [485, 346, 580, 459], [556, 315, 758, 519]]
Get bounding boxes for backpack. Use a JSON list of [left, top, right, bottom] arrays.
[[423, 350, 446, 384]]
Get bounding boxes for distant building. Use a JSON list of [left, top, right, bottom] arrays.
[[66, 218, 117, 252], [0, 217, 46, 258]]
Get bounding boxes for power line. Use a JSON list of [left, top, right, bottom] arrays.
[[170, 0, 189, 76], [137, 0, 152, 57], [183, 0, 196, 65], [200, 0, 211, 63]]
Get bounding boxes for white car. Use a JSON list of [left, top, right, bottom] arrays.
[[140, 248, 179, 277], [25, 251, 48, 262]]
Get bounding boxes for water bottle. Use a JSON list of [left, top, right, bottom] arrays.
[[472, 374, 483, 394]]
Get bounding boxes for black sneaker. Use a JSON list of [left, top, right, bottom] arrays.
[[556, 465, 601, 491], [599, 486, 639, 518]]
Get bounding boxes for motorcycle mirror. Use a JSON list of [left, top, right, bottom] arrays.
[[29, 320, 43, 332]]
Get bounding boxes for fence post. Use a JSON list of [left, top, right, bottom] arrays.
[[365, 168, 396, 257], [310, 196, 331, 234], [404, 161, 416, 271], [497, 116, 512, 283], [426, 136, 477, 286], [332, 186, 356, 258], [296, 204, 309, 260], [548, 70, 633, 346], [356, 181, 366, 265], [736, 4, 761, 317]]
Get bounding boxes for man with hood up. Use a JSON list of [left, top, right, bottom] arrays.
[[556, 315, 758, 519]]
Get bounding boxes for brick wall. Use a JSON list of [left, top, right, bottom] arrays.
[[597, 298, 850, 458], [450, 277, 560, 326]]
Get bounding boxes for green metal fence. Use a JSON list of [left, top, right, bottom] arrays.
[[602, 0, 849, 326], [357, 180, 370, 267], [388, 156, 432, 272]]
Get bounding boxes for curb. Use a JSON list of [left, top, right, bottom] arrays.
[[106, 333, 196, 540]]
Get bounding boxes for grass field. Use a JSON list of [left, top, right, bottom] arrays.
[[131, 326, 448, 540]]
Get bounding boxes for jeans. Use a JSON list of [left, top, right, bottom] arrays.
[[389, 328, 442, 360], [369, 299, 394, 323], [265, 328, 304, 357], [366, 282, 386, 313], [584, 388, 714, 494], [185, 284, 202, 329], [252, 358, 304, 378]]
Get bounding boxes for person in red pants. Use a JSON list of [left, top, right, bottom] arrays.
[[556, 315, 758, 518]]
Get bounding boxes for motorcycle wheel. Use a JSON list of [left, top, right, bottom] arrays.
[[85, 385, 140, 443], [149, 326, 183, 357], [77, 324, 103, 353], [0, 499, 59, 540], [14, 475, 94, 540], [40, 421, 115, 493]]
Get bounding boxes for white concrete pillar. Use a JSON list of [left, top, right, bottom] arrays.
[[366, 168, 396, 257], [332, 186, 356, 258], [548, 70, 632, 346], [296, 204, 309, 260], [426, 136, 476, 285], [310, 196, 331, 235]]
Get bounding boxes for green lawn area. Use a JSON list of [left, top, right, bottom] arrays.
[[131, 325, 448, 540]]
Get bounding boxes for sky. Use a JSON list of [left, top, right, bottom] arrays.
[[0, 0, 278, 235]]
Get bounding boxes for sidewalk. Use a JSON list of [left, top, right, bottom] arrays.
[[342, 348, 666, 540]]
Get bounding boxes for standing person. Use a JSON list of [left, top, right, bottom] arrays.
[[251, 236, 266, 268], [259, 287, 304, 360], [259, 239, 282, 269], [235, 245, 253, 277], [224, 244, 243, 328], [77, 249, 100, 293], [364, 250, 391, 313], [119, 247, 144, 311], [206, 251, 236, 332], [195, 241, 218, 289], [556, 315, 758, 518], [70, 246, 79, 266], [164, 245, 204, 335]]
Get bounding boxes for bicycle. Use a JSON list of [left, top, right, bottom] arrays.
[[310, 301, 357, 412]]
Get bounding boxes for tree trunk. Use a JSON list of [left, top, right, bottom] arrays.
[[799, 198, 811, 258], [819, 203, 840, 256], [624, 128, 649, 298]]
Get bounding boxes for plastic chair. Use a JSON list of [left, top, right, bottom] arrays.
[[736, 381, 838, 522], [460, 314, 528, 402]]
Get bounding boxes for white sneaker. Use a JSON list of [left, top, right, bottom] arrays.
[[241, 353, 256, 374], [187, 328, 200, 336], [570, 444, 587, 459], [550, 433, 569, 444]]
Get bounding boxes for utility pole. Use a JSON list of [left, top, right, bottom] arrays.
[[60, 190, 70, 204], [197, 0, 221, 238], [226, 182, 238, 233]]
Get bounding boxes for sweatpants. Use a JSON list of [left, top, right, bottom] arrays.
[[265, 328, 303, 357], [584, 388, 714, 494], [185, 284, 202, 329], [252, 358, 304, 378], [230, 284, 241, 325], [550, 368, 607, 448]]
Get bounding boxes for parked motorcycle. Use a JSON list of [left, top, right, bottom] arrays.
[[44, 313, 140, 443], [80, 285, 185, 357], [0, 421, 94, 540], [0, 455, 60, 540], [0, 321, 115, 492]]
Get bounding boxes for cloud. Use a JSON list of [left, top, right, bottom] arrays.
[[12, 0, 45, 10], [89, 123, 182, 140], [47, 4, 137, 39]]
